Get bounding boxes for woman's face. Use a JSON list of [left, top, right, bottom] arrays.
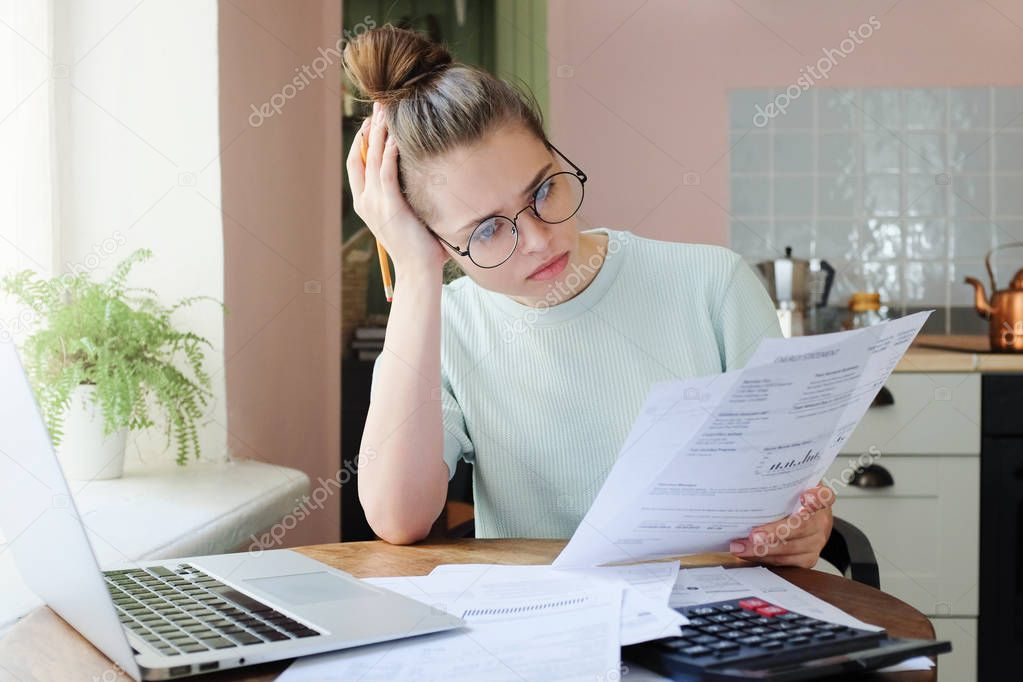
[[423, 124, 597, 307]]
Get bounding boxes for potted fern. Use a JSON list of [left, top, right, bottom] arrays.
[[1, 249, 219, 479]]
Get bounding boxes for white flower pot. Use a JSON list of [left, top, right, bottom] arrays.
[[55, 385, 127, 480]]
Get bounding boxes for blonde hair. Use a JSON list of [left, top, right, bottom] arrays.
[[342, 24, 547, 281]]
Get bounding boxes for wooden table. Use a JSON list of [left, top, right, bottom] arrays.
[[0, 539, 938, 681]]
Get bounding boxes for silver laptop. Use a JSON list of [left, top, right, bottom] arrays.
[[0, 342, 463, 680]]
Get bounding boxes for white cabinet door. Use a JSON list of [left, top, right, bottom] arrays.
[[932, 617, 976, 682], [840, 374, 980, 456], [823, 456, 979, 617]]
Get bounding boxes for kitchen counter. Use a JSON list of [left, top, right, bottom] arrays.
[[895, 334, 1023, 372]]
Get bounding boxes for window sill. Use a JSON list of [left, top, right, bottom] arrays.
[[0, 458, 310, 636]]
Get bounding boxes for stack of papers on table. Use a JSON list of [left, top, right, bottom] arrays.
[[278, 563, 930, 680], [277, 561, 683, 681]]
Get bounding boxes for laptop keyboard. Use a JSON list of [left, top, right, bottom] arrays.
[[104, 564, 321, 656]]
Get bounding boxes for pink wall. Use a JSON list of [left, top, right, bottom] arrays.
[[218, 0, 342, 547], [547, 0, 1023, 245]]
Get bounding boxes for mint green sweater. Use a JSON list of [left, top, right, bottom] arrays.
[[372, 228, 782, 539]]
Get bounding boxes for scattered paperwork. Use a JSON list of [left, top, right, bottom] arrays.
[[279, 562, 933, 679], [277, 570, 622, 682]]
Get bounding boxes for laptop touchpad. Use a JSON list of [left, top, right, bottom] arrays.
[[246, 571, 365, 605]]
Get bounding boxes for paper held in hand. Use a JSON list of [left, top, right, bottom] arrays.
[[554, 310, 932, 568]]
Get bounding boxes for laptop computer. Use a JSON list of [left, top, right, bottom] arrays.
[[0, 342, 463, 680]]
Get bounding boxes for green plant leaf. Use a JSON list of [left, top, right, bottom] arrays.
[[0, 248, 220, 465]]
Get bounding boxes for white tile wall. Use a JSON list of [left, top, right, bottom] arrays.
[[728, 86, 1023, 333]]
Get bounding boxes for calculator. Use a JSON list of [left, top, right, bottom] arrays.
[[623, 596, 951, 680]]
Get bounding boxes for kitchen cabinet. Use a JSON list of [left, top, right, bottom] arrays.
[[838, 373, 980, 456], [831, 341, 1023, 682], [823, 455, 979, 618], [932, 618, 977, 682], [831, 371, 981, 682]]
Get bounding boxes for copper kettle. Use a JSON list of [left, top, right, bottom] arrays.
[[964, 242, 1023, 352]]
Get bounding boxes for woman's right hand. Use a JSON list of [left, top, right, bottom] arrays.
[[347, 101, 450, 277]]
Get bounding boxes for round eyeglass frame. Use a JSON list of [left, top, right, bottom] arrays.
[[427, 141, 587, 269]]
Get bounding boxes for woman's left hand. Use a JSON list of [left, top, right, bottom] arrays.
[[728, 484, 835, 568]]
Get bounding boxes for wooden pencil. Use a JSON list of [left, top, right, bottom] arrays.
[[360, 131, 394, 302]]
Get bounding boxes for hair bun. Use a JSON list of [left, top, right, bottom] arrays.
[[342, 24, 453, 105]]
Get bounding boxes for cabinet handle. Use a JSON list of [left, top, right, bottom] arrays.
[[870, 386, 894, 408], [849, 464, 895, 488]]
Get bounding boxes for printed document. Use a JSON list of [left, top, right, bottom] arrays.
[[277, 572, 622, 682], [555, 311, 930, 567], [429, 561, 686, 644]]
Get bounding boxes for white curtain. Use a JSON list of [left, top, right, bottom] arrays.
[[0, 0, 227, 464], [0, 0, 58, 343]]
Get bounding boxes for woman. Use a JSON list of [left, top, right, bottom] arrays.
[[344, 25, 833, 568]]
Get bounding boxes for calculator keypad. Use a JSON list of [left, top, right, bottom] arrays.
[[651, 596, 882, 666]]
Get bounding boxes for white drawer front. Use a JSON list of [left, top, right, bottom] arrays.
[[932, 617, 976, 682], [823, 456, 979, 616], [840, 373, 980, 456]]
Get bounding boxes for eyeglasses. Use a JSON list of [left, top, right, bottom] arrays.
[[428, 142, 587, 269]]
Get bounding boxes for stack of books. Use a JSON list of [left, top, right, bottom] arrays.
[[351, 325, 385, 361]]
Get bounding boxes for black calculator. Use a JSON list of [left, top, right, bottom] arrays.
[[623, 596, 951, 680]]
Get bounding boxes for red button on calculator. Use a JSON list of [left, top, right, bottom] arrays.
[[738, 598, 767, 610], [755, 605, 788, 617]]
